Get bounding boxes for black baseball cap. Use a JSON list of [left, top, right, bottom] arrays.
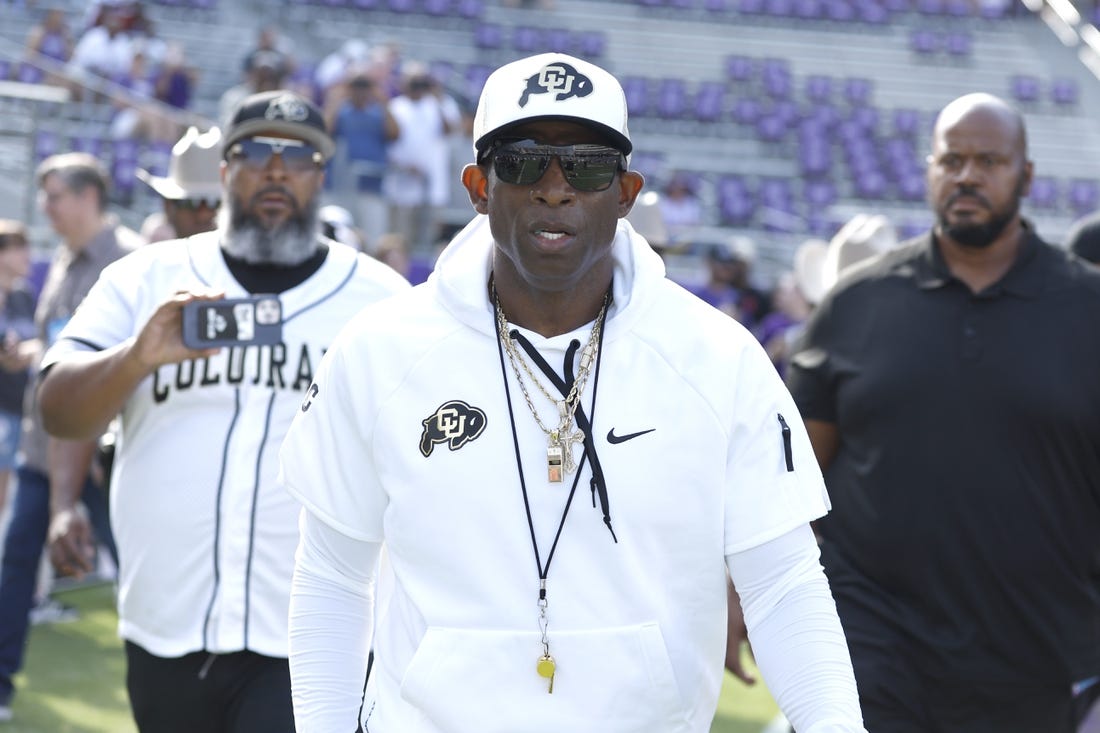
[[222, 90, 335, 160]]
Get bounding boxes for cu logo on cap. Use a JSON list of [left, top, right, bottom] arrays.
[[419, 400, 487, 457], [265, 95, 309, 122], [519, 63, 593, 107]]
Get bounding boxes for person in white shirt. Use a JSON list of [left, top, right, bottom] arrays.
[[279, 53, 867, 733], [36, 91, 409, 733]]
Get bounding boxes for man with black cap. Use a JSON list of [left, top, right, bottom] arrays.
[[279, 54, 865, 732], [35, 90, 409, 733]]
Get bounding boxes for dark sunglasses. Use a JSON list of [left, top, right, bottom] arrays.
[[172, 197, 221, 211], [227, 136, 323, 172], [486, 139, 626, 192]]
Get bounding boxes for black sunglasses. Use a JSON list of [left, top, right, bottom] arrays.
[[172, 197, 221, 211], [486, 139, 626, 192], [228, 136, 323, 173]]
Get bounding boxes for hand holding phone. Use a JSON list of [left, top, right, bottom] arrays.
[[181, 295, 283, 349]]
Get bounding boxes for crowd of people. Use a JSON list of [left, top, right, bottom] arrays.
[[0, 8, 1096, 733]]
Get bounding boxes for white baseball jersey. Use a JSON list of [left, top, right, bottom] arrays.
[[42, 232, 409, 658], [280, 216, 831, 732]]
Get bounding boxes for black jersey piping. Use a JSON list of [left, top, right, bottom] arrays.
[[201, 386, 242, 648], [242, 390, 278, 648]]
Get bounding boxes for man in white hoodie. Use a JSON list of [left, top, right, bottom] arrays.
[[279, 53, 867, 733]]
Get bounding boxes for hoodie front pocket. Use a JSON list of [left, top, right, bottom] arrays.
[[399, 622, 690, 733]]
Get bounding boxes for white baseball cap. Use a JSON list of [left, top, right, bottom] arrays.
[[472, 53, 632, 158]]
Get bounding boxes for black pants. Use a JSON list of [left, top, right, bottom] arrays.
[[125, 641, 294, 733]]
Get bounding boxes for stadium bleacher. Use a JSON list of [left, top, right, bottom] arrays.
[[0, 0, 1097, 282]]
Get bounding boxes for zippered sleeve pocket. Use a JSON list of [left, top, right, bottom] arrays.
[[777, 413, 794, 472]]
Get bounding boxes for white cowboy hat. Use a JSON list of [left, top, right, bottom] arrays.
[[821, 213, 898, 293], [137, 126, 223, 201]]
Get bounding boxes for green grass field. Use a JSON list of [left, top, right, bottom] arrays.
[[6, 584, 779, 732]]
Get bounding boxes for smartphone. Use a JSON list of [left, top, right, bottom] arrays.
[[181, 295, 283, 349]]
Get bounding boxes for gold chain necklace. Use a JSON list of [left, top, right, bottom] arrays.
[[493, 286, 610, 483]]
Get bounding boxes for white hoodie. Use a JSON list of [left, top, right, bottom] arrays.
[[281, 216, 846, 733]]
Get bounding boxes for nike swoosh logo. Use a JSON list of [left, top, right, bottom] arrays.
[[607, 428, 656, 444]]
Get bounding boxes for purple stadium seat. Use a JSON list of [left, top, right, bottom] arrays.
[[35, 130, 59, 162], [474, 22, 504, 50], [1051, 78, 1079, 107], [16, 63, 45, 84], [762, 69, 792, 100], [756, 115, 788, 143], [655, 78, 688, 119], [724, 55, 755, 83], [945, 0, 970, 15], [1010, 75, 1041, 104], [70, 133, 104, 159], [142, 141, 173, 178], [854, 169, 889, 199], [915, 0, 943, 14], [717, 175, 756, 226], [799, 141, 832, 178], [1068, 179, 1100, 215], [731, 96, 762, 125], [514, 26, 544, 54], [351, 0, 378, 9], [857, 0, 889, 23], [880, 0, 909, 12], [892, 107, 921, 137], [545, 28, 572, 53], [422, 0, 451, 14], [805, 75, 832, 104], [738, 0, 766, 14], [575, 32, 607, 58], [909, 28, 939, 56], [823, 0, 856, 20], [455, 0, 484, 17], [897, 173, 926, 202], [1027, 176, 1059, 209], [765, 0, 795, 16], [387, 0, 416, 12], [693, 81, 725, 123], [843, 77, 873, 106], [621, 76, 650, 117], [464, 64, 493, 100], [794, 0, 824, 18], [804, 179, 838, 207], [704, 0, 728, 10], [944, 31, 972, 57]]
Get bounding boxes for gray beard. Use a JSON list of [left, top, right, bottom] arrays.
[[219, 193, 321, 266]]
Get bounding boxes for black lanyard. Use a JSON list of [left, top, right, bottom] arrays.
[[492, 298, 617, 601]]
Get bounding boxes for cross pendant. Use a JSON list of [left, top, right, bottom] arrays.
[[558, 426, 585, 475]]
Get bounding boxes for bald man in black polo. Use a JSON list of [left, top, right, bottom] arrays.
[[788, 93, 1100, 732]]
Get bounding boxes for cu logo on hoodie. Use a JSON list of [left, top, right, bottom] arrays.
[[420, 400, 488, 457], [519, 63, 593, 107]]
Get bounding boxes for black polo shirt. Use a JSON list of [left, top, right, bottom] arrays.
[[788, 224, 1100, 687]]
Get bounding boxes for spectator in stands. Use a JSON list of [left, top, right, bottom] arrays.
[[1065, 209, 1100, 265], [326, 69, 400, 248], [239, 25, 294, 90], [154, 41, 198, 112], [0, 222, 36, 521], [787, 92, 1100, 732], [689, 235, 771, 327], [658, 173, 702, 239], [137, 127, 223, 243], [0, 153, 141, 725], [70, 4, 134, 81], [26, 9, 73, 64], [218, 51, 289, 128], [315, 38, 372, 101], [383, 61, 462, 252]]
